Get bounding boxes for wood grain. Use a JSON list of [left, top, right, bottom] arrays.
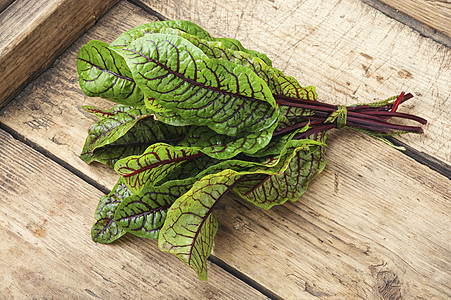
[[377, 0, 451, 37], [0, 1, 161, 191], [0, 0, 119, 108], [137, 0, 451, 165], [0, 128, 266, 299], [0, 0, 13, 12], [0, 1, 449, 298], [213, 129, 451, 298]]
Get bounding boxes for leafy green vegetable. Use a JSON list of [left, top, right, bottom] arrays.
[[91, 179, 132, 243], [114, 143, 203, 194], [158, 170, 237, 280], [114, 177, 196, 239], [77, 40, 144, 106], [78, 20, 427, 280], [123, 34, 279, 137]]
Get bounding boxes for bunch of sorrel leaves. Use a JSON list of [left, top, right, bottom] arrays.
[[77, 20, 426, 280]]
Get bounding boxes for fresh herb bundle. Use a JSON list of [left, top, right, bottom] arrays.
[[77, 20, 426, 280]]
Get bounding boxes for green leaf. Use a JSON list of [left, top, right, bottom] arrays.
[[158, 170, 240, 280], [213, 37, 273, 66], [114, 177, 196, 239], [157, 139, 323, 279], [91, 179, 132, 243], [85, 117, 189, 168], [193, 137, 325, 182], [81, 105, 153, 165], [178, 122, 277, 159], [77, 40, 144, 106], [82, 104, 139, 119], [123, 33, 279, 138], [325, 105, 347, 128], [156, 28, 281, 95], [235, 139, 327, 209], [111, 21, 272, 66], [110, 20, 213, 51], [114, 143, 203, 194], [157, 155, 218, 185], [274, 69, 317, 119], [247, 121, 310, 158]]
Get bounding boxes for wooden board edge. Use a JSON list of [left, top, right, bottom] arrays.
[[0, 0, 120, 109], [0, 0, 14, 13], [361, 0, 451, 47]]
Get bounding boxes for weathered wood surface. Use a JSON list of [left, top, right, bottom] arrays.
[[378, 0, 451, 37], [139, 0, 451, 165], [0, 1, 160, 190], [0, 0, 450, 299], [0, 0, 119, 108], [214, 129, 450, 299], [0, 0, 13, 13], [0, 128, 266, 299]]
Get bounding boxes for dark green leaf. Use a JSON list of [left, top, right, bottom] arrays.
[[123, 33, 279, 139], [159, 170, 240, 280], [114, 178, 196, 239], [81, 106, 189, 167], [77, 40, 144, 106], [81, 106, 152, 165], [91, 179, 132, 243], [177, 122, 277, 159], [155, 28, 281, 95], [114, 143, 203, 194]]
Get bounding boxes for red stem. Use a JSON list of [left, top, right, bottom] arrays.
[[391, 91, 405, 112], [276, 92, 425, 136]]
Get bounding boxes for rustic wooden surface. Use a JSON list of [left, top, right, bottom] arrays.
[[0, 0, 13, 13], [0, 0, 119, 108], [377, 0, 451, 36], [0, 128, 266, 299], [138, 0, 451, 165], [0, 0, 450, 299]]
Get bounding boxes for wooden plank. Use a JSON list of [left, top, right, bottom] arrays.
[[0, 0, 119, 108], [213, 129, 451, 298], [377, 0, 451, 37], [0, 128, 266, 299], [0, 1, 449, 298], [0, 0, 14, 13], [0, 0, 163, 191], [136, 0, 451, 165]]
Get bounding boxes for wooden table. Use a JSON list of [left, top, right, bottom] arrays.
[[0, 0, 449, 298]]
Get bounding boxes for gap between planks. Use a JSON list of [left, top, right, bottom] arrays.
[[0, 128, 268, 299], [128, 0, 451, 174], [0, 0, 14, 12], [0, 120, 283, 300], [129, 0, 451, 47], [0, 1, 448, 294], [0, 0, 120, 108], [361, 0, 451, 47]]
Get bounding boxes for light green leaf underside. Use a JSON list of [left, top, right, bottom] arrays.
[[159, 170, 239, 280]]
